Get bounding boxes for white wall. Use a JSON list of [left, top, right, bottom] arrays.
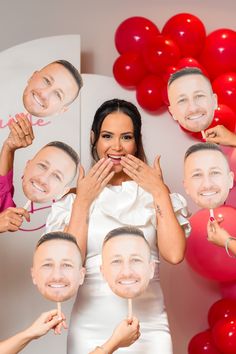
[[0, 0, 236, 75], [0, 2, 235, 354]]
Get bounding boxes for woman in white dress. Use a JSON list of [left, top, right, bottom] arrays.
[[45, 99, 190, 354]]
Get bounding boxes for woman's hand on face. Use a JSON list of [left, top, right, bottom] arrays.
[[121, 154, 167, 196], [75, 158, 114, 204]]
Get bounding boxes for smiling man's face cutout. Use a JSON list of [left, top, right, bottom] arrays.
[[23, 62, 80, 117], [101, 233, 155, 299], [22, 145, 77, 203], [168, 73, 217, 133], [31, 238, 85, 302], [184, 148, 234, 209]]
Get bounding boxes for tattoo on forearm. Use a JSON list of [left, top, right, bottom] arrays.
[[156, 204, 162, 217]]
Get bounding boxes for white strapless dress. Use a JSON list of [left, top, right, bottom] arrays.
[[45, 181, 190, 354]]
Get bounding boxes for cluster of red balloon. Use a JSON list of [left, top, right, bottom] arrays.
[[188, 298, 236, 354], [113, 13, 236, 129], [186, 205, 236, 353], [220, 76, 236, 200]]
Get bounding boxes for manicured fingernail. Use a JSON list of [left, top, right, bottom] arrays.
[[210, 217, 215, 222]]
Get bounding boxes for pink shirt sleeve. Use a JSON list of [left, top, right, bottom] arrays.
[[0, 169, 15, 212]]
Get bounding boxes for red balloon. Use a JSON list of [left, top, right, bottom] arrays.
[[220, 281, 236, 300], [200, 29, 236, 80], [178, 57, 203, 69], [115, 17, 160, 54], [179, 124, 204, 141], [162, 13, 206, 58], [182, 123, 213, 140], [113, 52, 147, 88], [212, 104, 236, 132], [212, 318, 236, 354], [212, 73, 236, 113], [188, 329, 221, 354], [208, 299, 236, 328], [177, 57, 209, 77], [162, 65, 178, 83], [226, 183, 236, 208], [186, 206, 236, 281], [162, 86, 170, 106], [182, 104, 236, 141], [142, 34, 180, 75], [161, 66, 178, 106], [136, 75, 164, 112], [228, 149, 236, 184]]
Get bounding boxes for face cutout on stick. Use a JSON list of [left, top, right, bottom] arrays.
[[22, 143, 78, 203], [101, 227, 155, 299], [23, 61, 82, 118], [184, 144, 234, 209], [168, 69, 217, 133], [31, 233, 85, 302]]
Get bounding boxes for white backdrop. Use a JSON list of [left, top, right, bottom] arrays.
[[0, 35, 81, 354]]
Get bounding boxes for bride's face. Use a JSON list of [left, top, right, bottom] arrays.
[[96, 112, 137, 175]]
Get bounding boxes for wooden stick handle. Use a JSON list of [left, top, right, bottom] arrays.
[[57, 302, 62, 318], [209, 208, 215, 219], [23, 200, 31, 210], [128, 298, 132, 320]]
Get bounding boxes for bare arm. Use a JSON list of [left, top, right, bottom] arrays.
[[89, 317, 140, 354], [66, 159, 114, 261], [205, 125, 236, 147], [207, 219, 236, 256], [0, 310, 63, 354], [0, 113, 34, 176], [121, 154, 186, 264]]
